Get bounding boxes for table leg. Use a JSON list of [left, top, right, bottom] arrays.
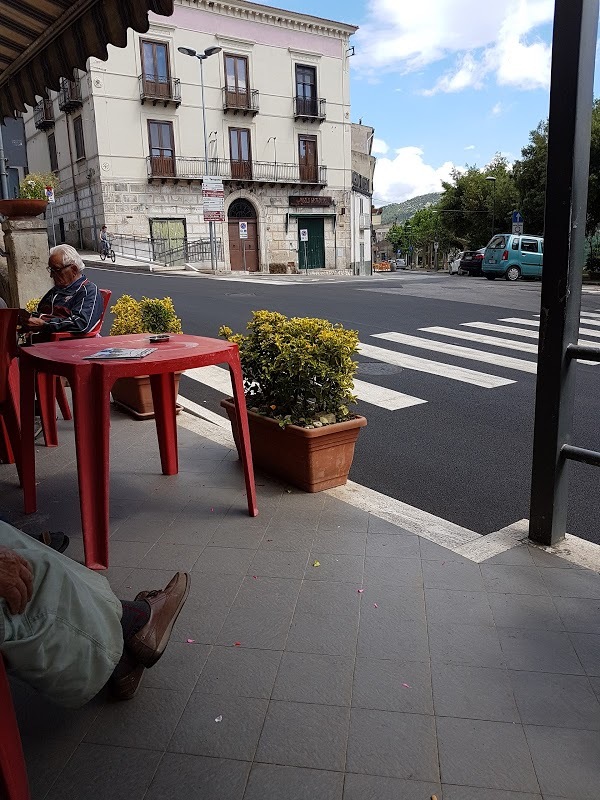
[[228, 353, 258, 517], [19, 360, 36, 514], [71, 369, 111, 570], [35, 372, 58, 447], [150, 372, 178, 475]]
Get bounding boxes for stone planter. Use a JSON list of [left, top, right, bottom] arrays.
[[112, 373, 182, 420], [0, 199, 47, 219], [220, 398, 367, 492]]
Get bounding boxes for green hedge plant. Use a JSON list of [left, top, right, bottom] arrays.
[[220, 310, 359, 428]]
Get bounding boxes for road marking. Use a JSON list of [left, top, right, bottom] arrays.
[[581, 311, 600, 319], [358, 341, 516, 388], [353, 379, 427, 410], [500, 317, 600, 338], [464, 321, 541, 339], [373, 332, 537, 374], [577, 316, 600, 326], [420, 326, 598, 365], [422, 326, 539, 353], [185, 364, 427, 411]]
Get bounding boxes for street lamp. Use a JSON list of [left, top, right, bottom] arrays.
[[178, 45, 222, 272], [486, 176, 497, 241]]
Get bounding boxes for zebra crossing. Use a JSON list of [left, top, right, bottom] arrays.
[[179, 311, 600, 415]]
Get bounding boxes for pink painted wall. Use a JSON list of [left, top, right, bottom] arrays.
[[150, 6, 343, 58]]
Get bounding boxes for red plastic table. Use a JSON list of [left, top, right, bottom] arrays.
[[19, 334, 258, 569]]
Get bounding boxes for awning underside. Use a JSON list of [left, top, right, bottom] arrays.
[[0, 0, 174, 119]]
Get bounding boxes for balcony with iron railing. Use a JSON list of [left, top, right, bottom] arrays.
[[33, 99, 54, 130], [146, 156, 327, 186], [58, 77, 82, 112], [222, 87, 259, 115], [138, 75, 181, 107], [294, 96, 326, 122]]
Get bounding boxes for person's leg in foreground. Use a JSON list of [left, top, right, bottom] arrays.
[[0, 521, 189, 705]]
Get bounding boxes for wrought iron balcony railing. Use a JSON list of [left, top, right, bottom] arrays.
[[146, 156, 327, 186], [222, 87, 259, 115], [33, 99, 54, 130], [138, 75, 181, 107], [58, 77, 82, 112], [294, 96, 326, 121]]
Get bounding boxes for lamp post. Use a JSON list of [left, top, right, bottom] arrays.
[[178, 45, 222, 272], [486, 176, 497, 240]]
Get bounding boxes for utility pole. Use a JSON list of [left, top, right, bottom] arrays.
[[87, 169, 99, 250]]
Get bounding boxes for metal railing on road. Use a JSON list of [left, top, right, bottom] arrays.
[[111, 234, 222, 267]]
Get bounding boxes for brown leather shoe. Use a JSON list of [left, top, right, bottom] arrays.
[[127, 572, 190, 668], [110, 663, 145, 701]]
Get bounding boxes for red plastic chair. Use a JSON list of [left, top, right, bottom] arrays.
[[37, 289, 112, 447], [0, 657, 30, 800], [0, 309, 22, 482]]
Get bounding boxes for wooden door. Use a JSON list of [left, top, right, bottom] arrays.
[[142, 40, 170, 98], [297, 217, 325, 270], [225, 54, 249, 109], [229, 128, 252, 180], [298, 135, 318, 183], [148, 120, 175, 177]]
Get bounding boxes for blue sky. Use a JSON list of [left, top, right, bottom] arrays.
[[281, 0, 599, 205]]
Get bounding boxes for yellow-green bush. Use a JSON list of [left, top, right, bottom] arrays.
[[220, 310, 358, 428], [109, 295, 182, 336]]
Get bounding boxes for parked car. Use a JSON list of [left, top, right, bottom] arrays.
[[459, 248, 486, 276], [482, 234, 544, 281], [449, 252, 463, 274]]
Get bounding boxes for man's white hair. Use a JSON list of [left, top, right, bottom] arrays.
[[49, 244, 85, 273]]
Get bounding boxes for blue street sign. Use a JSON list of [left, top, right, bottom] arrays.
[[512, 211, 524, 225]]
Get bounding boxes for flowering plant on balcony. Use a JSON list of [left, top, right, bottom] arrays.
[[19, 172, 59, 200]]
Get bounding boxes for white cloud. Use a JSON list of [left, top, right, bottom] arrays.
[[491, 102, 503, 115], [372, 137, 389, 155], [354, 0, 554, 92], [373, 146, 457, 204], [464, 144, 476, 150]]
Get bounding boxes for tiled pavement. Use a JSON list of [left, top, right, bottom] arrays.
[[1, 409, 600, 800]]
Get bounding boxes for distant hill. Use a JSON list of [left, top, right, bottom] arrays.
[[380, 192, 442, 225]]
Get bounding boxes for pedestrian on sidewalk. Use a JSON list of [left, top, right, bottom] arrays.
[[0, 521, 189, 703]]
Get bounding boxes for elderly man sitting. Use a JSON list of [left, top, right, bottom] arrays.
[[0, 521, 189, 704], [25, 244, 102, 340]]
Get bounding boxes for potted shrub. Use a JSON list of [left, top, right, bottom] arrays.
[[219, 310, 367, 492], [0, 172, 58, 219], [109, 294, 183, 419]]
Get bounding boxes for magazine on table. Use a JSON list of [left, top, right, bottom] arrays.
[[83, 348, 157, 360]]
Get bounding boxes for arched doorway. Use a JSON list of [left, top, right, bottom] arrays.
[[228, 198, 259, 271]]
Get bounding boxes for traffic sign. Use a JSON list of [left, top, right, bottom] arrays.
[[433, 241, 439, 251], [300, 229, 309, 242], [512, 211, 523, 225], [239, 221, 248, 239], [512, 223, 524, 235], [45, 186, 55, 203], [202, 176, 225, 222]]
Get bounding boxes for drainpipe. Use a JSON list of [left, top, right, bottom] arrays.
[[87, 168, 98, 250], [0, 126, 9, 199], [65, 117, 84, 249]]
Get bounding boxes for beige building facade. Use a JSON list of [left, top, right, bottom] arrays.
[[24, 0, 364, 274]]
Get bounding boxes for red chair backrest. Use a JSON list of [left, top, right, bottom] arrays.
[[88, 288, 112, 336], [0, 309, 19, 406]]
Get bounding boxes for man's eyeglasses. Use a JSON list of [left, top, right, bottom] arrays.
[[47, 264, 69, 274]]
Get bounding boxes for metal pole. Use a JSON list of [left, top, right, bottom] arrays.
[[199, 56, 217, 273], [49, 204, 57, 247], [492, 181, 496, 239], [0, 125, 8, 199], [529, 0, 599, 546]]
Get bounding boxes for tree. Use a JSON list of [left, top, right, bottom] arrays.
[[436, 155, 518, 248], [512, 122, 548, 236]]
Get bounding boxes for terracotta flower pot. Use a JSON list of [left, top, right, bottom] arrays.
[[111, 373, 182, 420], [0, 199, 48, 219], [221, 398, 367, 492]]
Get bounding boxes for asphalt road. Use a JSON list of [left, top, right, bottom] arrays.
[[86, 264, 600, 544]]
